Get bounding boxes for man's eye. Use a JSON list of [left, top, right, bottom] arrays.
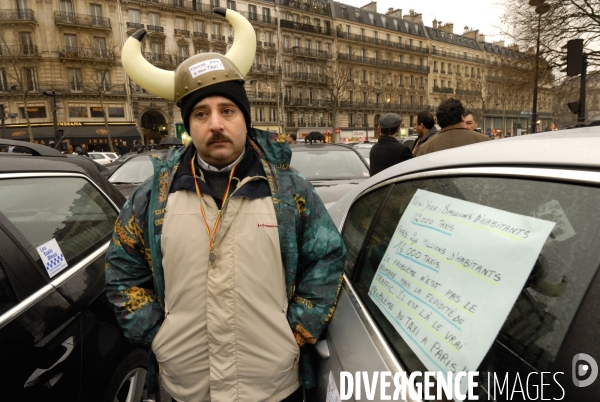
[[194, 111, 207, 118], [223, 109, 234, 115]]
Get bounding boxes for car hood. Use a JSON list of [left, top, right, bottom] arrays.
[[310, 178, 366, 204]]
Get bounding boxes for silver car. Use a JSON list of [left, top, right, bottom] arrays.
[[312, 128, 600, 401]]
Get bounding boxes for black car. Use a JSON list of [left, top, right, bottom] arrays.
[[0, 139, 148, 401]]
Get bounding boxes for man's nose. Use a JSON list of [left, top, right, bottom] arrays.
[[208, 111, 224, 131]]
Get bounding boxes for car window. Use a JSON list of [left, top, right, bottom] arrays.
[[343, 176, 600, 397], [355, 147, 371, 158], [0, 262, 17, 315], [0, 177, 118, 279], [90, 154, 105, 160], [291, 150, 369, 180], [105, 153, 118, 159], [109, 155, 155, 184], [341, 185, 390, 277]]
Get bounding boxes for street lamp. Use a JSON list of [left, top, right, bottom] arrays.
[[529, 0, 551, 135], [0, 104, 6, 140], [43, 90, 62, 149]]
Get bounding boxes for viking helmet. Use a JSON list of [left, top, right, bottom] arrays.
[[121, 8, 256, 107]]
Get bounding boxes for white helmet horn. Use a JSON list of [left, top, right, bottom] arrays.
[[121, 29, 175, 101], [216, 7, 256, 77]]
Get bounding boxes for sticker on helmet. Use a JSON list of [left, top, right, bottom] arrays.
[[189, 59, 226, 78]]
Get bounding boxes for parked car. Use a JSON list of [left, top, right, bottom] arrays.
[[108, 151, 167, 198], [314, 128, 600, 401], [88, 151, 119, 165], [290, 143, 370, 205], [400, 134, 418, 151], [353, 143, 374, 166], [101, 152, 139, 177], [0, 139, 148, 401]]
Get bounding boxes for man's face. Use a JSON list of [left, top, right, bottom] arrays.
[[413, 117, 425, 138], [463, 114, 478, 131], [189, 95, 247, 169], [286, 135, 294, 144]]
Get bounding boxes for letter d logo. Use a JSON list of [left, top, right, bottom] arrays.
[[572, 353, 598, 387]]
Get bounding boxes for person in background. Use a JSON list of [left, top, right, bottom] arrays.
[[148, 138, 158, 150], [417, 98, 490, 156], [105, 8, 345, 402], [286, 133, 297, 145], [117, 140, 130, 155], [412, 111, 438, 156], [463, 110, 479, 131], [369, 113, 413, 176]]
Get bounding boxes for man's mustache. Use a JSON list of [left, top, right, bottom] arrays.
[[207, 132, 231, 145]]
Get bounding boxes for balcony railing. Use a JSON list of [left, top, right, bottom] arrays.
[[58, 46, 115, 61], [283, 46, 331, 59], [280, 19, 332, 35], [142, 52, 175, 66], [284, 72, 323, 81], [281, 0, 331, 16], [250, 64, 280, 74], [247, 92, 278, 100], [211, 34, 225, 41], [127, 22, 144, 30], [241, 11, 277, 25], [174, 29, 190, 36], [193, 31, 208, 39], [431, 49, 483, 64], [147, 25, 164, 33], [337, 53, 430, 73], [264, 41, 277, 49], [0, 45, 39, 57], [335, 32, 429, 54], [433, 87, 454, 94], [54, 11, 110, 28], [0, 9, 36, 22]]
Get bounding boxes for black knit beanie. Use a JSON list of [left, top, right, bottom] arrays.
[[180, 80, 251, 134]]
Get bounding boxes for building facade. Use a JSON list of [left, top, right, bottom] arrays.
[[0, 0, 556, 147]]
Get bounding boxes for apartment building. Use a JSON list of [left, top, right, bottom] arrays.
[[0, 0, 555, 146]]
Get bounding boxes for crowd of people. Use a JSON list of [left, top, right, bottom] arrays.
[[369, 97, 489, 176]]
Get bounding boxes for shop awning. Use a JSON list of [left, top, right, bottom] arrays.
[[4, 124, 141, 141]]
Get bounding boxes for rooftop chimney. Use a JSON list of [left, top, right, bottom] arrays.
[[360, 2, 377, 12], [386, 8, 403, 18], [432, 19, 438, 29], [462, 29, 479, 40], [478, 33, 486, 43], [492, 40, 505, 48], [403, 10, 423, 24], [439, 22, 454, 33]]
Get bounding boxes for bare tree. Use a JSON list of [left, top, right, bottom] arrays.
[[81, 36, 122, 152], [0, 34, 38, 142], [501, 0, 600, 69], [314, 53, 356, 143]]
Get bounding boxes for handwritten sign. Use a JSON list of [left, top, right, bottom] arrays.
[[36, 238, 68, 278], [369, 189, 555, 393], [189, 59, 226, 78]]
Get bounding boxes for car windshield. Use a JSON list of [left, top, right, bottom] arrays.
[[355, 147, 371, 158], [114, 152, 137, 163], [108, 155, 154, 184], [291, 149, 369, 180]]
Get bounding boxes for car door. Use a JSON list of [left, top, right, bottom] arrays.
[[315, 167, 600, 401], [0, 173, 120, 400]]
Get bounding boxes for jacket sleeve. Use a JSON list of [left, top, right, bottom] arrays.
[[287, 180, 346, 347], [105, 184, 164, 348]]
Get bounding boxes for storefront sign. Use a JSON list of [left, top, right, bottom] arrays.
[[58, 121, 83, 127]]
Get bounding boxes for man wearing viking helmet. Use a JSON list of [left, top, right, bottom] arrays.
[[105, 8, 345, 402]]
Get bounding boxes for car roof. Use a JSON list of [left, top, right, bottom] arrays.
[[327, 127, 600, 226], [290, 143, 356, 151], [0, 139, 126, 206]]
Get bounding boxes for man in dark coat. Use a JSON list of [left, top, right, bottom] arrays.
[[412, 111, 438, 156], [369, 113, 413, 176], [417, 98, 490, 156]]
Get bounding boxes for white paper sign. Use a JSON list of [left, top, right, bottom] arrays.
[[369, 189, 555, 393], [188, 59, 226, 78], [326, 371, 341, 402], [36, 238, 68, 278]]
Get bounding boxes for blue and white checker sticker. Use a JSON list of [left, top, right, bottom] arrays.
[[36, 238, 68, 278]]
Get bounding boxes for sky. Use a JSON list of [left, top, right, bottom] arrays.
[[342, 0, 508, 44]]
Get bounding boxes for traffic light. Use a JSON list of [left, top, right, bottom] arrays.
[[561, 39, 583, 76], [567, 101, 579, 114], [175, 122, 187, 140]]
